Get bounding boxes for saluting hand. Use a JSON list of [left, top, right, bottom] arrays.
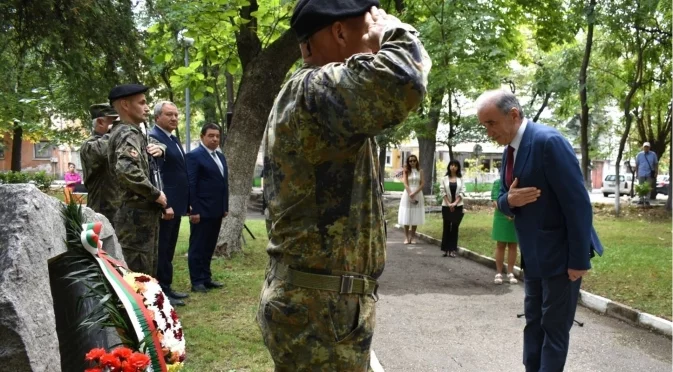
[[362, 6, 401, 53], [507, 178, 541, 208]]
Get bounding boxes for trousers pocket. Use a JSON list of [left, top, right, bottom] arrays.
[[328, 295, 363, 343], [263, 299, 309, 326]]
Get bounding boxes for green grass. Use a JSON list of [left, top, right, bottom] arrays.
[[388, 206, 672, 320], [173, 218, 274, 372]]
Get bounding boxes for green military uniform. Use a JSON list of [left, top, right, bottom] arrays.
[[81, 103, 118, 223], [81, 132, 115, 222], [108, 119, 164, 276], [257, 1, 431, 370]]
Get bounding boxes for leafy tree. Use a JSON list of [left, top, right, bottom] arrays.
[[145, 0, 300, 254], [0, 0, 146, 170]]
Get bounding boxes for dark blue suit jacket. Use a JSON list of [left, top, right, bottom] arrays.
[[186, 145, 229, 219], [149, 126, 189, 216], [497, 121, 603, 279]]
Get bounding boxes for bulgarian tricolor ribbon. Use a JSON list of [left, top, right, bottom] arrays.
[[80, 222, 167, 372]]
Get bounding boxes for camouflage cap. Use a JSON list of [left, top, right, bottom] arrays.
[[291, 0, 380, 41], [89, 103, 119, 119]]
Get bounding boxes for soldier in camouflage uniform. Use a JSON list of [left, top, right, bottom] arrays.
[[257, 1, 430, 370], [107, 84, 168, 277], [80, 103, 118, 224]]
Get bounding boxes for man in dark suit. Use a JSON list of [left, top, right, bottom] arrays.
[[477, 90, 603, 372], [149, 101, 190, 306], [186, 123, 229, 293]]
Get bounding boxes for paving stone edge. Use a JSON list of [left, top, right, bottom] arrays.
[[393, 224, 672, 338]]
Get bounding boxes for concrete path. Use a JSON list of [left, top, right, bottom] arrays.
[[372, 229, 672, 372]]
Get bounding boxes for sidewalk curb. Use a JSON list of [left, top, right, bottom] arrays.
[[393, 224, 672, 338]]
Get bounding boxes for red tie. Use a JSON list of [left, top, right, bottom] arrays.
[[506, 145, 515, 188]]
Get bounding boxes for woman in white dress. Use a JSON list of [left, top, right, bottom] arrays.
[[398, 154, 425, 244]]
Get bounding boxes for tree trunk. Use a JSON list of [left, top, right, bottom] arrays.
[[225, 71, 235, 132], [215, 26, 300, 256], [579, 0, 596, 191], [615, 34, 645, 215], [532, 92, 550, 122], [666, 106, 672, 211], [11, 123, 22, 172], [418, 89, 444, 194]]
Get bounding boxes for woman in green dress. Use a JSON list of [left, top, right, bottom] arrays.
[[491, 179, 518, 284]]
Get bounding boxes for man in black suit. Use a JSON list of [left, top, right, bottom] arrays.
[[149, 101, 190, 306], [186, 123, 229, 293]]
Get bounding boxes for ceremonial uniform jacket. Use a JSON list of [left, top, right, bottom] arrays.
[[80, 133, 114, 216], [107, 122, 165, 209], [263, 23, 430, 278]]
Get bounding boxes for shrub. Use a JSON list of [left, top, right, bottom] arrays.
[[0, 171, 55, 192]]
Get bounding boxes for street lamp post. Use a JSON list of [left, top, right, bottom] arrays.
[[178, 31, 195, 152]]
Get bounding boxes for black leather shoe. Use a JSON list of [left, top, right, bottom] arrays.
[[204, 281, 224, 289], [169, 297, 185, 307], [167, 290, 189, 299], [191, 284, 209, 293]]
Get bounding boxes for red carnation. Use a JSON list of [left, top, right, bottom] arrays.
[[85, 368, 103, 372], [135, 275, 151, 283], [85, 348, 106, 362], [100, 353, 122, 369], [128, 352, 151, 370], [173, 328, 183, 341], [112, 346, 133, 360], [155, 292, 165, 308], [170, 309, 179, 323]]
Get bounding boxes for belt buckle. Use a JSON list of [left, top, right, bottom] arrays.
[[340, 275, 354, 294]]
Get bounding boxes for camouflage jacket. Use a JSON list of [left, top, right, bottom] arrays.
[[263, 23, 430, 278], [107, 122, 164, 209], [80, 132, 113, 213]]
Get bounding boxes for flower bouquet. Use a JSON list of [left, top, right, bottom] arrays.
[[84, 346, 150, 372], [123, 273, 186, 370], [61, 200, 186, 372]]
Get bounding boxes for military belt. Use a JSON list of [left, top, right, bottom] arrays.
[[121, 201, 157, 210], [271, 259, 378, 296]]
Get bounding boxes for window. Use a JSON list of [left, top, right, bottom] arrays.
[[605, 175, 624, 182], [385, 151, 392, 166], [34, 142, 54, 159]]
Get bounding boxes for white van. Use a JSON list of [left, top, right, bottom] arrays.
[[601, 174, 634, 197]]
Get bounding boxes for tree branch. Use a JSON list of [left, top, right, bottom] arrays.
[[236, 0, 261, 69], [261, 28, 301, 73]]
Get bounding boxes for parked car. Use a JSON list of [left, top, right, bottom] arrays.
[[656, 175, 669, 196], [601, 174, 634, 197]]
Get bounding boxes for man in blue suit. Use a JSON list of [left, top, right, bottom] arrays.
[[150, 101, 190, 306], [476, 90, 603, 372], [186, 123, 229, 293]]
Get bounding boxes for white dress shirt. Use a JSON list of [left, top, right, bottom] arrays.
[[509, 118, 528, 165], [156, 124, 184, 156], [202, 142, 224, 176]]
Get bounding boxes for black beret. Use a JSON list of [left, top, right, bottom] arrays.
[[291, 0, 380, 41], [108, 84, 149, 104], [89, 103, 118, 119]]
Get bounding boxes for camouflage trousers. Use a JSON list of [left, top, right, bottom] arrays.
[[114, 205, 161, 277], [257, 272, 376, 372]]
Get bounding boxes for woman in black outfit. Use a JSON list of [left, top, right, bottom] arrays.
[[440, 160, 465, 257]]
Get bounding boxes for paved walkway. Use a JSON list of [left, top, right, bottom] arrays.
[[372, 229, 672, 372]]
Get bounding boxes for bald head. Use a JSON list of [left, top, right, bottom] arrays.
[[476, 90, 525, 146]]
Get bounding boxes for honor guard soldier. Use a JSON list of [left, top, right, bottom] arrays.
[[80, 103, 118, 224], [257, 1, 431, 370], [107, 84, 167, 276]]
